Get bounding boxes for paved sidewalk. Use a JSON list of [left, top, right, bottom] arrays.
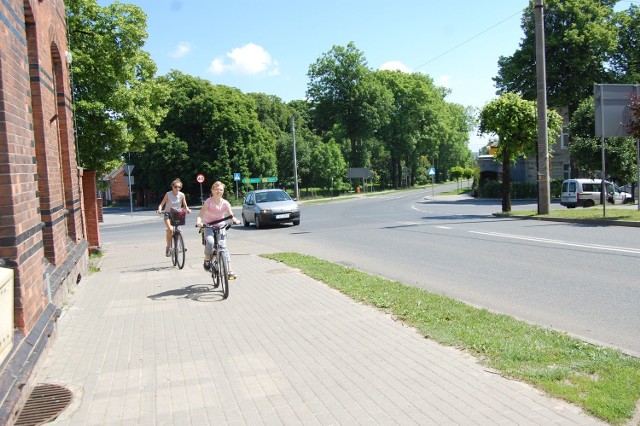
[[31, 213, 606, 425]]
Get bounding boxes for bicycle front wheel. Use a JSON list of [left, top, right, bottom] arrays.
[[175, 232, 185, 269], [219, 251, 229, 299], [171, 233, 178, 267]]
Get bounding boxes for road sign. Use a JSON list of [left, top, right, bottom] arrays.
[[242, 177, 261, 184], [233, 172, 241, 181], [428, 168, 436, 176], [196, 174, 205, 183], [124, 164, 134, 176]]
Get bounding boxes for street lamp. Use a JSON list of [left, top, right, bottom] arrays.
[[291, 115, 300, 200]]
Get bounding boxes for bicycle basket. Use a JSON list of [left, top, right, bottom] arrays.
[[169, 208, 186, 226]]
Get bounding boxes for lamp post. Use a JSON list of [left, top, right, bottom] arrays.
[[291, 116, 300, 200]]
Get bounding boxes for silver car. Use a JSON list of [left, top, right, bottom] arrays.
[[241, 189, 300, 228]]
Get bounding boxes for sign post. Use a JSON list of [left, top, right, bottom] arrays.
[[196, 174, 205, 204], [124, 164, 135, 216], [428, 167, 436, 196], [233, 172, 241, 199]]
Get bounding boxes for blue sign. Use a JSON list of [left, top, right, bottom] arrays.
[[233, 172, 241, 181], [428, 168, 436, 176]]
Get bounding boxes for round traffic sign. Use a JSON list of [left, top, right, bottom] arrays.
[[196, 174, 205, 183]]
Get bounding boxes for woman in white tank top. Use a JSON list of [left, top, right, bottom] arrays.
[[157, 178, 191, 256]]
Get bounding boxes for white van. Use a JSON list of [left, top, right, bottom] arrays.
[[561, 179, 602, 208], [560, 179, 632, 208]]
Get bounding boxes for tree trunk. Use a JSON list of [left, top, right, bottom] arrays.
[[502, 150, 511, 212]]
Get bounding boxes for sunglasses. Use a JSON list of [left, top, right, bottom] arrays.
[[173, 185, 181, 189]]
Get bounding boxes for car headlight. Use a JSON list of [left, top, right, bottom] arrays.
[[260, 209, 271, 214]]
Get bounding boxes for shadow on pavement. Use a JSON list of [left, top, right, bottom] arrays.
[[147, 284, 226, 302]]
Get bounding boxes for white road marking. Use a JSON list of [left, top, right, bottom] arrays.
[[469, 230, 640, 254]]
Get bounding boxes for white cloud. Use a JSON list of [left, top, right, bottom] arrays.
[[169, 42, 192, 58], [436, 74, 453, 87], [379, 61, 412, 73], [208, 43, 279, 76]]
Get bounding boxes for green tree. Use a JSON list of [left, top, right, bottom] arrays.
[[479, 92, 562, 212], [433, 103, 474, 183], [309, 139, 347, 190], [494, 0, 618, 116], [307, 42, 392, 167], [568, 98, 637, 183], [134, 133, 190, 196], [374, 70, 445, 188], [611, 5, 640, 84], [66, 0, 168, 175], [450, 166, 464, 193], [157, 72, 276, 196]]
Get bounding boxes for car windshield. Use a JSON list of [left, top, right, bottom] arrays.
[[256, 191, 290, 203]]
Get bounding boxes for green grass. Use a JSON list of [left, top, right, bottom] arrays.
[[89, 249, 103, 273], [509, 205, 640, 222], [263, 252, 640, 424]]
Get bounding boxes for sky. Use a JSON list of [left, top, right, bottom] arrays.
[[97, 0, 532, 152]]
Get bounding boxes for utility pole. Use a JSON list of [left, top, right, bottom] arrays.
[[291, 116, 300, 200], [535, 0, 551, 214]]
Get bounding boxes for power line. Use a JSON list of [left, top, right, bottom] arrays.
[[414, 9, 524, 71]]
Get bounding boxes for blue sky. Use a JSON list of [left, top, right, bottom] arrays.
[[97, 0, 532, 152]]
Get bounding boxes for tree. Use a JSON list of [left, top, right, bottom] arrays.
[[156, 72, 276, 196], [134, 133, 190, 196], [494, 0, 618, 116], [450, 166, 464, 193], [611, 5, 640, 84], [66, 0, 168, 175], [374, 70, 445, 188], [307, 42, 392, 167], [309, 139, 347, 191], [479, 92, 562, 212], [568, 98, 637, 184]]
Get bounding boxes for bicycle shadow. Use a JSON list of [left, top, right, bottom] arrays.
[[147, 284, 226, 302]]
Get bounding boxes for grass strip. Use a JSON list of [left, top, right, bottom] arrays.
[[509, 207, 640, 222], [264, 252, 640, 425]]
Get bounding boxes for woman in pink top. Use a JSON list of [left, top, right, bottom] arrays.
[[196, 181, 241, 278]]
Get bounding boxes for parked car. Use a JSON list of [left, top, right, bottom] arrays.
[[560, 178, 632, 208], [607, 183, 633, 205], [620, 184, 638, 202], [241, 189, 300, 228]]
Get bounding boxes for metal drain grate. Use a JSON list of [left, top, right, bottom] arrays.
[[14, 383, 72, 426]]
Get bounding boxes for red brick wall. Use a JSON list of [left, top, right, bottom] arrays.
[[83, 171, 101, 249], [0, 0, 92, 333], [110, 168, 132, 204]]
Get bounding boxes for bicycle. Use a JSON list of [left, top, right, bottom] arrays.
[[161, 208, 187, 269], [198, 215, 234, 299]]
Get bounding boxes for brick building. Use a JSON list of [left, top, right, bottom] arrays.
[[0, 0, 100, 422]]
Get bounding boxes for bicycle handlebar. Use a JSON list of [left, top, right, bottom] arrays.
[[196, 215, 234, 229]]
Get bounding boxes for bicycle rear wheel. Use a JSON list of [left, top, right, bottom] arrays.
[[219, 251, 229, 299], [175, 232, 185, 269]]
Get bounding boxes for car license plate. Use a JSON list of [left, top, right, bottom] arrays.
[[275, 213, 290, 219]]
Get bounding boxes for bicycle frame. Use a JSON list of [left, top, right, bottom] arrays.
[[200, 216, 233, 299]]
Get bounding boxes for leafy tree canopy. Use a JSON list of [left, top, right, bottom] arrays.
[[66, 0, 168, 175], [479, 92, 562, 211], [494, 0, 618, 116]]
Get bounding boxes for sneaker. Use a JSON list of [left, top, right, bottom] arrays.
[[165, 247, 171, 257], [203, 260, 211, 271], [228, 271, 237, 280]]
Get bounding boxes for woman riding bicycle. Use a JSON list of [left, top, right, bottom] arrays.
[[196, 181, 241, 278], [157, 178, 191, 256]]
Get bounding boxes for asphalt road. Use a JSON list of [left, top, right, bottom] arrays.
[[102, 190, 640, 356]]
